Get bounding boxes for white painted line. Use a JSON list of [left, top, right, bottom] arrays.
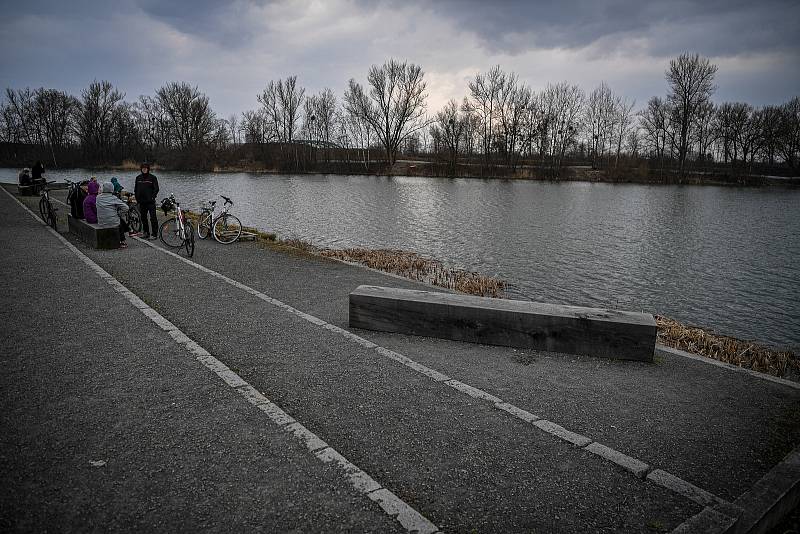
[[3, 187, 440, 534], [585, 442, 649, 479], [647, 469, 727, 508], [494, 402, 540, 423], [656, 344, 800, 391], [444, 379, 502, 403], [116, 212, 739, 511], [533, 419, 593, 448], [315, 447, 382, 494], [367, 488, 441, 534], [285, 422, 330, 452]]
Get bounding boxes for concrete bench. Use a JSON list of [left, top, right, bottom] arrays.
[[17, 184, 36, 196], [68, 214, 120, 250], [349, 285, 657, 362]]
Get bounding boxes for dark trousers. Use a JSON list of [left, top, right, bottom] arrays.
[[139, 201, 158, 236], [119, 218, 130, 242]]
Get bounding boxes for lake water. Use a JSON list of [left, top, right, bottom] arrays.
[[4, 168, 798, 349]]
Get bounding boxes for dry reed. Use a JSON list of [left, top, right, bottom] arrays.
[[656, 315, 798, 378]]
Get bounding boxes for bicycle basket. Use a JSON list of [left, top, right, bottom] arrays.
[[160, 197, 174, 214]]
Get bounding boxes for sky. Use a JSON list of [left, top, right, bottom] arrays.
[[1, 0, 798, 118]]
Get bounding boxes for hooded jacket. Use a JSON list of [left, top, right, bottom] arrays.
[[96, 182, 128, 226], [83, 181, 100, 223], [111, 177, 124, 196]]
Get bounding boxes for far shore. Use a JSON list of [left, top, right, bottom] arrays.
[[5, 162, 799, 188]]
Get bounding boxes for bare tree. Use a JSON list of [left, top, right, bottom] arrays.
[[155, 82, 217, 149], [468, 65, 506, 163], [665, 53, 718, 175], [258, 76, 305, 143], [75, 80, 126, 161], [613, 97, 635, 167], [639, 96, 670, 174], [344, 58, 428, 166], [585, 82, 618, 168], [430, 98, 470, 172], [776, 97, 800, 172]]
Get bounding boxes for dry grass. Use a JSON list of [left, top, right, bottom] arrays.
[[656, 315, 798, 378], [319, 248, 507, 298]]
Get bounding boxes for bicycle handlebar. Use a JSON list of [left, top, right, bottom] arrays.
[[221, 195, 233, 205]]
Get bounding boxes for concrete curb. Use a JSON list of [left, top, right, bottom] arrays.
[[669, 444, 800, 533], [655, 345, 800, 391]]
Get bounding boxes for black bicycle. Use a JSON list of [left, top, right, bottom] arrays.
[[38, 181, 58, 229], [122, 192, 142, 233]]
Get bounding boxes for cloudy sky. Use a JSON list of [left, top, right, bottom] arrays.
[[1, 0, 798, 117]]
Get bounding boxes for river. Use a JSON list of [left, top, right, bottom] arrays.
[[4, 168, 798, 349]]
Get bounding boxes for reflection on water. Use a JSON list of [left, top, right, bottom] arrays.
[[3, 168, 798, 348]]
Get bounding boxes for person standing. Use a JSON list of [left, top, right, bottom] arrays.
[[31, 161, 45, 192], [134, 163, 159, 239]]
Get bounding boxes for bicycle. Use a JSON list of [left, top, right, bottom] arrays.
[[197, 195, 242, 244], [158, 194, 195, 257], [38, 180, 58, 229], [122, 192, 142, 233]]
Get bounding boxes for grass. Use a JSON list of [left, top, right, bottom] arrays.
[[656, 315, 799, 379]]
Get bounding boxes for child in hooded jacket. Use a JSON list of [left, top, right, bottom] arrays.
[[83, 181, 100, 223], [96, 182, 130, 248]]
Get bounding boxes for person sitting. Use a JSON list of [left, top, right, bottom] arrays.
[[110, 177, 124, 198], [18, 168, 31, 185], [83, 181, 100, 224], [96, 182, 130, 249]]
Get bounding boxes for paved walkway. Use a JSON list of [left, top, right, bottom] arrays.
[[2, 186, 799, 533]]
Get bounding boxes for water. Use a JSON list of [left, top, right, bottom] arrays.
[[4, 168, 798, 348]]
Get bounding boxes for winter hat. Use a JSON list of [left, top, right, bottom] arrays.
[[101, 182, 114, 193], [87, 181, 100, 195]]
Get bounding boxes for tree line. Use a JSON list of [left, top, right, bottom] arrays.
[[1, 54, 798, 178]]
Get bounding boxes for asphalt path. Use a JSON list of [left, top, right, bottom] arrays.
[[3, 186, 799, 532]]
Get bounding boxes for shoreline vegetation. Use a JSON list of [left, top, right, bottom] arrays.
[[221, 224, 798, 380], [8, 158, 799, 188]]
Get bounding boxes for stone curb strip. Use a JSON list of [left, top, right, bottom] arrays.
[[129, 227, 735, 512], [3, 188, 441, 534]]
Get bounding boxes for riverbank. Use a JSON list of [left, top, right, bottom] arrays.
[[11, 158, 799, 188]]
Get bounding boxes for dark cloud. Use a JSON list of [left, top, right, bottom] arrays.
[[416, 0, 800, 57]]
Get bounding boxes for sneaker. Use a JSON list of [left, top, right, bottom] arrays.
[[119, 242, 129, 249]]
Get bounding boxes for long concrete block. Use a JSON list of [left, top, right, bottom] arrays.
[[68, 214, 120, 250], [349, 285, 656, 362]]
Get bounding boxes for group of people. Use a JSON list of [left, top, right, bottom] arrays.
[[30, 162, 161, 249], [18, 161, 47, 190]]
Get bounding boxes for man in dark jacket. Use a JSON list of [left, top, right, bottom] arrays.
[[134, 163, 159, 239]]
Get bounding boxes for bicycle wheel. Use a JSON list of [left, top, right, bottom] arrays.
[[213, 214, 242, 244], [184, 222, 195, 257], [38, 196, 48, 222], [159, 218, 184, 248], [197, 211, 212, 239], [129, 207, 142, 233], [46, 202, 57, 229]]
